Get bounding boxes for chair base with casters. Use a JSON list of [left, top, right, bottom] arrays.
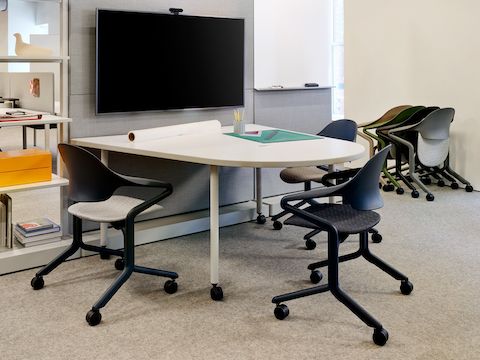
[[272, 229, 412, 346], [271, 147, 413, 346], [31, 144, 179, 326], [31, 196, 179, 326]]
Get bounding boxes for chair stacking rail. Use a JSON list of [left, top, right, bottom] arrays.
[[271, 146, 413, 346], [30, 144, 179, 326], [388, 108, 473, 200]]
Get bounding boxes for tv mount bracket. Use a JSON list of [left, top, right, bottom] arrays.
[[169, 8, 183, 15]]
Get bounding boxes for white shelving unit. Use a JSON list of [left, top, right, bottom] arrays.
[[0, 175, 72, 275], [0, 0, 71, 275], [0, 0, 69, 117]]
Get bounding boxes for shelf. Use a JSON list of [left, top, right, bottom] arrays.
[[0, 237, 77, 275], [254, 86, 334, 92], [0, 174, 69, 194], [0, 56, 69, 63]]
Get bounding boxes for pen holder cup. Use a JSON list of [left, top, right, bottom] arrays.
[[233, 121, 245, 134]]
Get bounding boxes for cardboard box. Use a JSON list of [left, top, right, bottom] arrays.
[[0, 149, 52, 187]]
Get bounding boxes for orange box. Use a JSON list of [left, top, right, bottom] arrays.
[[0, 149, 52, 187]]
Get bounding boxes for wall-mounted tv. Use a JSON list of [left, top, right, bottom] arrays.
[[96, 9, 245, 114]]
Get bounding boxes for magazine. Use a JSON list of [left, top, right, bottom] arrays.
[[16, 218, 56, 233]]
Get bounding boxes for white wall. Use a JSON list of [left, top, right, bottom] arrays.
[[345, 0, 480, 188]]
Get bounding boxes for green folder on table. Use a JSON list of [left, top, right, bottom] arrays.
[[226, 129, 322, 143]]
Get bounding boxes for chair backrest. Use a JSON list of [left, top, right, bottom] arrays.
[[398, 106, 440, 128], [413, 107, 455, 140], [318, 119, 357, 142], [378, 106, 426, 130], [413, 108, 455, 167], [342, 146, 391, 211], [363, 105, 412, 129], [58, 143, 130, 202]]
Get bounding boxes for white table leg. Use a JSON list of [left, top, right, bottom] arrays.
[[328, 164, 337, 203], [209, 165, 223, 300], [100, 150, 109, 248], [255, 168, 266, 224], [44, 124, 50, 151]]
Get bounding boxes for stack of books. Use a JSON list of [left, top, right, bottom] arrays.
[[14, 218, 61, 247]]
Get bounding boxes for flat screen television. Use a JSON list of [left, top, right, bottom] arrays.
[[96, 9, 245, 114]]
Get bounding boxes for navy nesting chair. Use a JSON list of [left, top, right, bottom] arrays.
[[272, 146, 413, 346]]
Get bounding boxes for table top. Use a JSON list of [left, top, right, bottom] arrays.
[[0, 108, 72, 127], [71, 124, 365, 168]]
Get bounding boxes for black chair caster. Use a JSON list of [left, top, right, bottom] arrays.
[[256, 215, 266, 224], [210, 285, 223, 301], [466, 185, 473, 192], [396, 187, 404, 195], [164, 280, 178, 294], [305, 238, 316, 250], [400, 280, 414, 295], [426, 193, 434, 202], [382, 184, 395, 192], [437, 180, 445, 187], [31, 276, 44, 290], [450, 182, 459, 190], [274, 304, 289, 320], [411, 190, 419, 198], [421, 177, 432, 185], [114, 258, 125, 271], [373, 327, 389, 346], [371, 233, 382, 243], [273, 220, 283, 230], [310, 270, 322, 284], [86, 309, 102, 326]]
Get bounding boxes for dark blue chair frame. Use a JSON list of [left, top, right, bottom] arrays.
[[271, 146, 413, 346]]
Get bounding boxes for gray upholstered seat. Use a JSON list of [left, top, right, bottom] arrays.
[[279, 166, 327, 183], [284, 203, 380, 234], [68, 195, 163, 223]]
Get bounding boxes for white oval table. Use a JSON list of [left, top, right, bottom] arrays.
[[72, 124, 365, 300]]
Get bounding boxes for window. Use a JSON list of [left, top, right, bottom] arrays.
[[332, 0, 344, 118]]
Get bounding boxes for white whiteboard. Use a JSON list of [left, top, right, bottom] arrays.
[[254, 0, 332, 89]]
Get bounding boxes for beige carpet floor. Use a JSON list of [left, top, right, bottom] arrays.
[[0, 186, 479, 360]]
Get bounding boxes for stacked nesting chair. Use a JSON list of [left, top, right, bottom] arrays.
[[388, 108, 473, 200], [270, 120, 358, 250], [357, 105, 412, 158], [30, 144, 179, 326], [378, 106, 439, 199], [362, 106, 425, 193], [272, 146, 413, 346]]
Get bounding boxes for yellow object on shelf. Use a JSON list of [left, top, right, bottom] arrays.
[[0, 149, 52, 187]]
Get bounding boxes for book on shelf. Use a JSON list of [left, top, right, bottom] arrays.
[[0, 201, 5, 247], [0, 194, 13, 248], [13, 228, 62, 247], [16, 218, 56, 233]]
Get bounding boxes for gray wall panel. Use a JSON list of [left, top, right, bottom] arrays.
[[254, 88, 332, 197], [68, 0, 331, 221]]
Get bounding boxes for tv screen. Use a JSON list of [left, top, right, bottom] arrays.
[[96, 9, 244, 114]]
